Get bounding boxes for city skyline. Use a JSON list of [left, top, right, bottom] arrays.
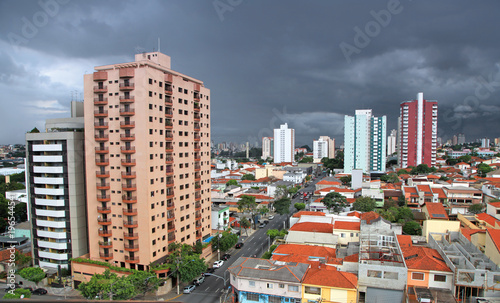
[[2, 1, 500, 146]]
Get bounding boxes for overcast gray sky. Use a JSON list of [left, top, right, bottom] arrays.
[[1, 0, 500, 146]]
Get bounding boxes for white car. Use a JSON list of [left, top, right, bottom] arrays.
[[268, 215, 274, 220], [213, 260, 224, 268]]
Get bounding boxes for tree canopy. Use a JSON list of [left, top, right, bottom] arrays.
[[321, 192, 348, 213], [380, 173, 399, 183], [211, 231, 239, 252], [403, 221, 422, 235], [165, 242, 207, 283], [225, 179, 239, 187], [241, 174, 256, 181], [468, 204, 483, 214], [477, 163, 493, 177], [352, 196, 376, 212], [274, 197, 291, 215], [294, 202, 306, 211], [18, 267, 45, 285]]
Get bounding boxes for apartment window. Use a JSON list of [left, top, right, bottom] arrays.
[[152, 239, 156, 245], [266, 283, 273, 289], [350, 233, 354, 237], [434, 275, 446, 282], [248, 281, 255, 287], [178, 109, 182, 114], [151, 216, 155, 221], [412, 272, 425, 280], [184, 110, 188, 115], [269, 297, 281, 303], [288, 285, 298, 292], [341, 233, 345, 238], [304, 286, 320, 295], [367, 270, 382, 278], [278, 284, 284, 289], [149, 78, 153, 84], [178, 87, 183, 92], [149, 92, 153, 97], [247, 293, 258, 301], [153, 251, 156, 257], [152, 228, 156, 233], [184, 89, 188, 94]]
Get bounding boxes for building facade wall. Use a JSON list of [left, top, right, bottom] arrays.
[[274, 124, 294, 164], [83, 52, 211, 270]]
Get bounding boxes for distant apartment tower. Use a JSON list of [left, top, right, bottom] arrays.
[[458, 133, 465, 145], [344, 109, 386, 173], [387, 129, 397, 156], [398, 92, 438, 168], [452, 135, 458, 146], [83, 52, 211, 271], [26, 101, 88, 271], [261, 137, 274, 160], [273, 123, 294, 164], [313, 136, 335, 163], [482, 138, 490, 148]]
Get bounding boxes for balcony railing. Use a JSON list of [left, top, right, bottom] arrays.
[[94, 134, 109, 142], [122, 208, 137, 216], [96, 171, 110, 178], [97, 206, 111, 214], [94, 85, 107, 93], [124, 244, 139, 251], [121, 159, 136, 166], [119, 107, 135, 116], [99, 252, 113, 260], [120, 133, 135, 141], [125, 255, 140, 263], [121, 171, 136, 178], [95, 147, 109, 154], [119, 83, 135, 90], [97, 194, 110, 202], [98, 241, 112, 248], [123, 220, 138, 227], [119, 96, 135, 103], [120, 121, 135, 128], [97, 217, 112, 225], [123, 232, 138, 239], [121, 146, 136, 153], [94, 97, 108, 105], [98, 229, 112, 237], [122, 195, 137, 203]]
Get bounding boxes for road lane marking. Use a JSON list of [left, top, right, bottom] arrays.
[[216, 288, 220, 293]]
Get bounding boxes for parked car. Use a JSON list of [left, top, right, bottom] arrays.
[[193, 276, 205, 286], [268, 215, 274, 220], [221, 253, 231, 261], [204, 267, 215, 275], [258, 223, 266, 228], [213, 260, 224, 268], [235, 242, 244, 249], [183, 285, 196, 294], [31, 288, 48, 295]]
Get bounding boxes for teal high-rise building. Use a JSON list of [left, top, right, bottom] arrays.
[[344, 109, 386, 173]]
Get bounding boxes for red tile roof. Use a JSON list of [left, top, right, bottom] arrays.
[[360, 211, 380, 224], [476, 213, 500, 227], [235, 194, 273, 200], [397, 235, 412, 248], [316, 180, 342, 186], [292, 211, 326, 218], [0, 248, 19, 262], [424, 202, 449, 220], [347, 211, 361, 218], [489, 202, 500, 208], [333, 221, 360, 231], [272, 244, 336, 259], [433, 188, 447, 199], [427, 175, 440, 179], [417, 185, 434, 197], [487, 228, 500, 253], [343, 253, 359, 262], [289, 222, 333, 233], [401, 246, 452, 272], [460, 228, 485, 241], [302, 267, 357, 289]]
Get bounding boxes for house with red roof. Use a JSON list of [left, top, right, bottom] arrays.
[[487, 201, 500, 220], [398, 237, 454, 291], [475, 213, 500, 229], [333, 221, 360, 247], [301, 265, 358, 303], [422, 202, 448, 220], [485, 228, 500, 267], [285, 222, 338, 248]]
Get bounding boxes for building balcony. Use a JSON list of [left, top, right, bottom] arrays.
[[168, 233, 175, 243], [123, 220, 138, 228], [122, 182, 137, 191], [96, 182, 110, 190], [35, 198, 65, 207], [195, 202, 201, 210], [93, 71, 108, 81], [37, 230, 66, 239], [119, 96, 135, 103], [165, 110, 173, 118], [195, 193, 201, 201], [194, 156, 201, 162], [97, 206, 111, 214], [194, 103, 201, 112], [36, 219, 66, 229], [96, 171, 110, 178], [120, 146, 135, 154], [120, 121, 135, 129], [99, 252, 113, 260], [95, 146, 109, 154], [165, 178, 174, 186], [121, 159, 136, 166], [195, 185, 201, 192], [98, 229, 112, 237], [121, 171, 136, 179], [194, 134, 201, 141], [165, 156, 173, 164], [98, 241, 112, 249], [195, 164, 201, 171], [167, 202, 175, 210], [165, 97, 172, 106], [38, 240, 67, 250], [122, 208, 137, 216], [125, 256, 140, 263], [120, 134, 135, 141], [167, 224, 175, 233], [97, 194, 110, 202], [166, 191, 174, 199], [165, 133, 173, 141], [119, 107, 135, 116], [122, 195, 137, 204], [95, 157, 109, 166], [194, 145, 200, 151], [94, 134, 109, 142], [38, 251, 69, 261], [165, 144, 173, 152], [196, 223, 202, 230], [165, 74, 173, 83], [94, 85, 107, 93], [124, 244, 139, 252], [165, 88, 173, 95], [94, 97, 108, 106], [98, 217, 112, 225], [194, 124, 200, 131], [194, 114, 200, 121], [166, 167, 174, 176], [119, 83, 135, 91], [196, 231, 202, 239], [165, 121, 173, 129], [119, 68, 134, 78], [123, 232, 138, 240]]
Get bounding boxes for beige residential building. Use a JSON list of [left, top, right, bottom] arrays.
[[82, 52, 211, 271]]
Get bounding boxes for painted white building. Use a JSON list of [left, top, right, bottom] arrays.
[[387, 129, 397, 156], [274, 123, 295, 164], [261, 137, 273, 160], [313, 136, 335, 163]]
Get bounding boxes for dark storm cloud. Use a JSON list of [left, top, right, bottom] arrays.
[[1, 0, 500, 145]]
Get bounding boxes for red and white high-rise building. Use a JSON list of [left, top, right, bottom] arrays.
[[398, 92, 438, 168]]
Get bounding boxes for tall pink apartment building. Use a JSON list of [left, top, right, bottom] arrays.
[[79, 52, 211, 274], [398, 92, 438, 168]]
